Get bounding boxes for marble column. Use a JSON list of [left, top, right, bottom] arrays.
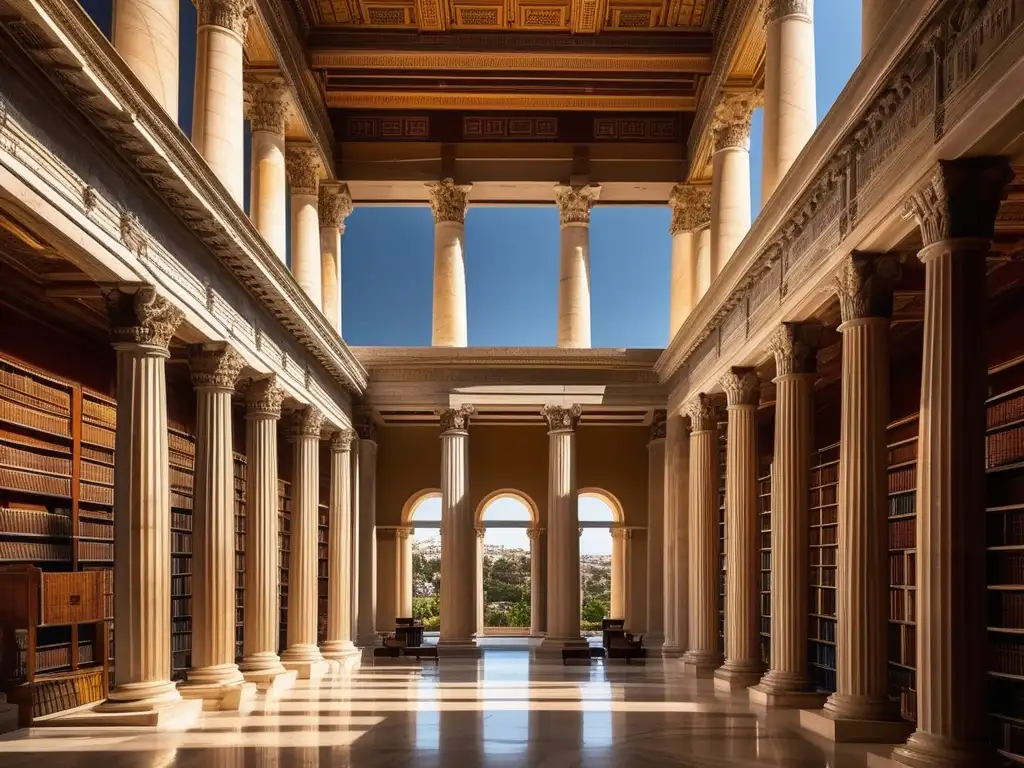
[[661, 410, 684, 656], [710, 93, 758, 277], [890, 160, 1010, 766], [762, 0, 816, 202], [192, 0, 250, 205], [538, 405, 588, 655], [396, 527, 413, 618], [554, 185, 601, 349], [646, 411, 667, 654], [714, 369, 763, 691], [180, 343, 252, 710], [437, 406, 479, 654], [751, 324, 825, 708], [319, 183, 354, 333], [286, 146, 323, 309], [528, 528, 546, 636], [112, 0, 178, 118], [239, 377, 290, 687], [476, 527, 486, 636], [610, 528, 629, 619], [682, 394, 722, 676], [280, 407, 328, 679], [801, 253, 908, 743], [321, 429, 359, 663], [668, 186, 712, 338], [99, 287, 191, 718], [244, 79, 288, 261], [354, 412, 378, 649], [426, 179, 471, 347], [862, 0, 895, 58]]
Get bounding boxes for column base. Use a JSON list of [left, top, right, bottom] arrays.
[[800, 708, 915, 744], [241, 667, 298, 695], [888, 730, 995, 768], [64, 697, 202, 729], [238, 651, 287, 678], [356, 633, 380, 649], [182, 662, 245, 687], [713, 663, 765, 692], [281, 659, 330, 681], [681, 650, 722, 678], [321, 641, 362, 670], [534, 635, 589, 658], [748, 684, 828, 709], [437, 640, 483, 658], [178, 680, 257, 712]]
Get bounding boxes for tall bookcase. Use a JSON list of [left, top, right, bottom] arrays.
[[808, 442, 839, 692], [717, 424, 727, 656], [278, 480, 291, 653], [758, 468, 772, 667], [169, 429, 195, 680], [317, 502, 329, 646], [233, 454, 246, 662]]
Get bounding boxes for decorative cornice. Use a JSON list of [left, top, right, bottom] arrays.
[[903, 158, 1012, 249], [438, 405, 474, 433], [650, 409, 667, 441], [668, 184, 712, 235], [542, 404, 582, 433], [720, 368, 760, 407], [188, 343, 246, 390], [425, 179, 471, 225], [244, 375, 285, 417], [286, 145, 320, 196], [290, 406, 325, 439], [311, 50, 712, 73], [833, 253, 900, 324], [712, 92, 761, 151], [684, 393, 718, 432], [354, 408, 377, 442], [244, 79, 288, 134], [763, 0, 812, 25], [331, 428, 355, 452], [768, 323, 821, 377], [319, 183, 354, 229], [197, 0, 253, 37], [325, 92, 695, 112], [106, 285, 184, 350], [554, 185, 601, 227]]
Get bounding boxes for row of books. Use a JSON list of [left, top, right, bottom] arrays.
[[810, 616, 836, 643], [80, 422, 114, 450], [29, 641, 97, 672], [814, 463, 838, 487], [987, 427, 1024, 469], [990, 641, 1024, 677], [0, 396, 71, 438], [169, 467, 194, 493], [889, 468, 917, 494], [171, 575, 191, 597], [172, 617, 191, 633], [810, 642, 837, 669], [810, 547, 838, 567], [171, 492, 193, 511], [810, 588, 837, 616], [814, 567, 837, 587], [990, 554, 1024, 585], [172, 597, 192, 618], [80, 444, 112, 466], [888, 623, 917, 667], [171, 511, 192, 532], [813, 486, 838, 507], [0, 467, 72, 497], [30, 672, 106, 719], [0, 443, 73, 477], [811, 506, 838, 526], [890, 587, 917, 622], [888, 441, 918, 466], [989, 510, 1024, 548], [889, 493, 917, 518], [890, 552, 917, 585], [0, 365, 71, 414], [79, 481, 113, 506], [992, 592, 1024, 629], [0, 505, 72, 537], [78, 520, 113, 540], [890, 519, 916, 550], [0, 540, 72, 561], [759, 617, 770, 634], [79, 459, 114, 486], [988, 391, 1024, 429], [81, 396, 115, 428], [171, 532, 192, 554], [759, 594, 770, 616], [810, 527, 838, 546], [79, 541, 113, 561]]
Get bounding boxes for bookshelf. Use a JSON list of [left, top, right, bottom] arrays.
[[278, 480, 291, 653], [758, 467, 772, 667], [808, 442, 839, 692], [169, 428, 195, 680], [717, 423, 726, 656], [317, 502, 329, 646], [234, 454, 246, 663]]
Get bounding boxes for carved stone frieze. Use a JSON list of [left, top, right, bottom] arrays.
[[833, 253, 900, 324], [438, 404, 474, 433], [106, 286, 184, 350], [553, 185, 601, 226], [290, 405, 325, 440], [244, 375, 285, 417], [767, 322, 821, 376], [244, 79, 289, 134], [318, 183, 354, 229], [684, 393, 718, 432], [542, 404, 582, 432], [650, 409, 667, 441], [354, 408, 377, 441], [285, 145, 320, 196], [763, 0, 812, 24], [903, 158, 1012, 248], [668, 184, 712, 235], [331, 428, 355, 452], [712, 92, 761, 151], [425, 178, 471, 225], [81, 185, 98, 213], [119, 211, 148, 259], [720, 368, 760, 407], [198, 0, 253, 37], [188, 343, 246, 390]]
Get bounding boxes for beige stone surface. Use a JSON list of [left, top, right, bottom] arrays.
[[112, 0, 178, 119], [356, 434, 379, 648], [287, 146, 323, 309], [246, 80, 289, 262], [645, 419, 666, 652], [554, 185, 600, 349], [709, 94, 756, 277], [322, 429, 359, 660], [427, 181, 471, 347]]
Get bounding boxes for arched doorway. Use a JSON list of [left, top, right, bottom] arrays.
[[400, 490, 442, 632], [474, 490, 540, 638], [578, 489, 627, 631]]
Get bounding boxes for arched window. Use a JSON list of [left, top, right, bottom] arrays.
[[578, 489, 626, 630], [476, 490, 539, 637]]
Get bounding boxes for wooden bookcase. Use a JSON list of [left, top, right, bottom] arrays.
[[278, 480, 291, 653], [317, 502, 329, 646], [758, 467, 772, 667], [234, 454, 246, 663], [808, 442, 839, 692], [169, 428, 195, 680], [717, 424, 726, 656]]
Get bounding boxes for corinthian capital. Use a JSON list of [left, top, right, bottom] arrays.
[[106, 285, 184, 351], [319, 183, 354, 229], [668, 184, 712, 235], [684, 393, 719, 432], [712, 92, 761, 151], [244, 375, 285, 418], [720, 368, 761, 407], [763, 0, 812, 24], [244, 79, 288, 134], [188, 342, 245, 390], [354, 408, 376, 442], [650, 409, 667, 441], [554, 185, 601, 227], [331, 428, 355, 452], [285, 145, 320, 196], [833, 253, 900, 324], [198, 0, 252, 37], [768, 322, 821, 376], [425, 179, 471, 225], [438, 405, 474, 433], [289, 406, 324, 440], [542, 404, 582, 433]]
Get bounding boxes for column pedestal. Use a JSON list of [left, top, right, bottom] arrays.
[[321, 429, 360, 669]]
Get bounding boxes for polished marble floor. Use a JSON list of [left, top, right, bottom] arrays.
[[0, 651, 900, 767]]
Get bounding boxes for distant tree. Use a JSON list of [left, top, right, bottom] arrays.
[[412, 544, 441, 597], [582, 598, 608, 624], [507, 600, 531, 628]]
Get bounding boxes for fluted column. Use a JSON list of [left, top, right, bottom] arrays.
[[280, 407, 328, 678], [668, 186, 712, 338], [321, 429, 359, 662], [475, 527, 486, 636], [661, 410, 684, 656], [862, 0, 895, 58], [762, 0, 816, 202], [802, 253, 907, 742], [890, 160, 1010, 766], [239, 377, 289, 684], [319, 184, 353, 332], [113, 0, 178, 118], [710, 93, 758, 277], [354, 411, 378, 649], [245, 79, 288, 261], [180, 343, 250, 708], [437, 406, 479, 654], [287, 146, 323, 309], [426, 180, 471, 347], [646, 412, 667, 653], [713, 369, 763, 691], [610, 528, 629, 618], [528, 528, 546, 636], [554, 185, 601, 348], [192, 0, 250, 204], [751, 324, 824, 707], [396, 527, 413, 618], [682, 394, 721, 676], [100, 287, 186, 714], [538, 405, 588, 655]]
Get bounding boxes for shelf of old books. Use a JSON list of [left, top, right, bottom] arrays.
[[278, 480, 291, 653], [808, 441, 839, 692], [758, 466, 772, 667], [717, 423, 727, 657], [317, 501, 329, 646], [169, 428, 195, 680], [234, 453, 246, 663]]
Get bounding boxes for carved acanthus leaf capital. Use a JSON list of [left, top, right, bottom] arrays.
[[289, 406, 324, 440], [526, 528, 544, 541], [319, 183, 354, 228], [650, 410, 667, 441], [198, 0, 252, 37], [425, 179, 472, 224], [712, 92, 761, 151], [720, 368, 761, 407], [610, 527, 631, 540], [668, 184, 712, 235], [768, 322, 821, 376], [285, 146, 320, 196], [397, 526, 412, 540], [475, 527, 486, 539], [833, 253, 900, 323], [542, 404, 583, 432], [438, 405, 474, 433], [244, 375, 285, 417], [106, 286, 184, 351], [903, 158, 1012, 249], [554, 184, 601, 226], [354, 408, 377, 442], [763, 0, 812, 24], [684, 393, 719, 432], [331, 428, 355, 452], [188, 343, 245, 390], [244, 79, 289, 134]]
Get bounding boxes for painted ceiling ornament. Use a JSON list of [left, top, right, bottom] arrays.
[[354, 408, 377, 442], [106, 285, 184, 350], [541, 403, 583, 433], [438, 404, 475, 433], [199, 0, 253, 38], [285, 145, 320, 196], [425, 178, 472, 225], [763, 0, 812, 24], [330, 428, 355, 452], [712, 91, 761, 151], [767, 322, 821, 376], [650, 409, 668, 441], [318, 183, 354, 229], [668, 184, 712, 235], [553, 184, 601, 227], [833, 252, 900, 323], [188, 343, 245, 390], [291, 405, 325, 440], [244, 375, 285, 417], [684, 393, 718, 432], [720, 368, 761, 407], [244, 79, 289, 134]]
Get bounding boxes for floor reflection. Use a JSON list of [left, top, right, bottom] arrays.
[[0, 650, 901, 767]]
